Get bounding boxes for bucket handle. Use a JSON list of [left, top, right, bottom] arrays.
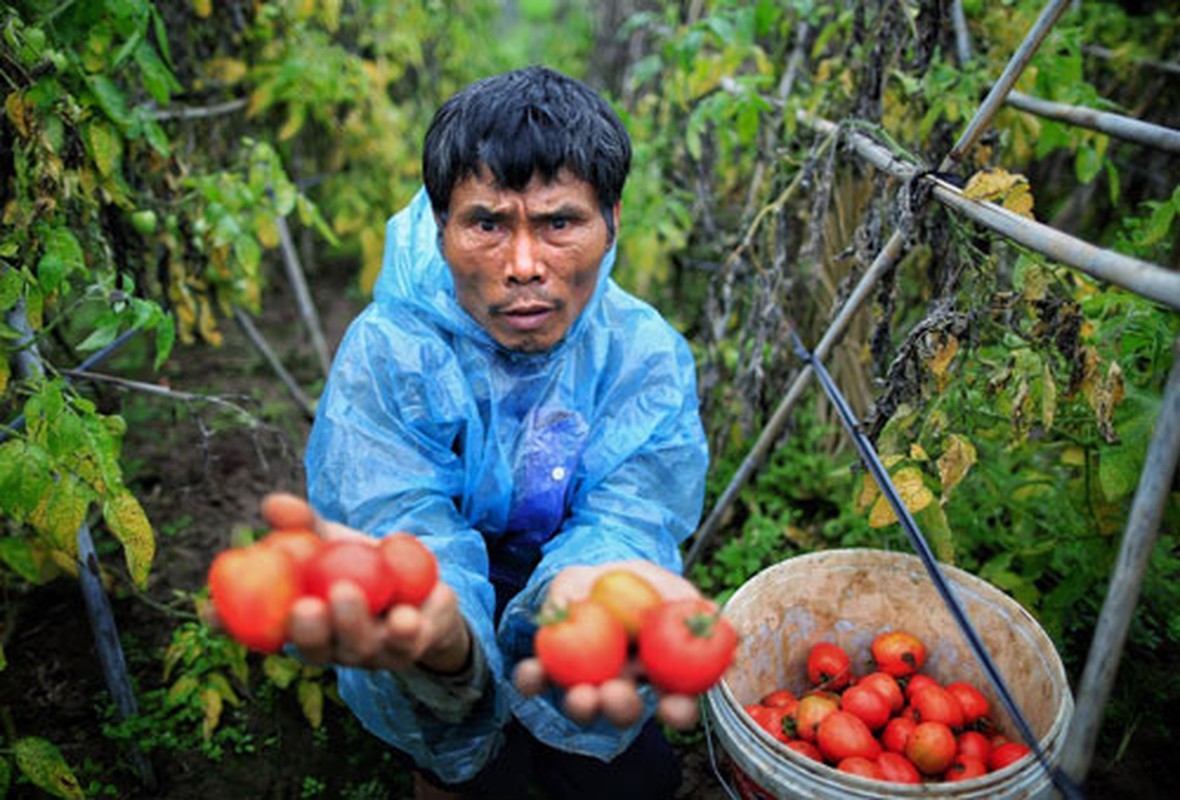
[[702, 701, 745, 800]]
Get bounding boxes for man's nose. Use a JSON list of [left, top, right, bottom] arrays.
[[506, 230, 545, 284]]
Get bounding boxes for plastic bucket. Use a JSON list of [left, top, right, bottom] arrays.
[[704, 548, 1073, 799]]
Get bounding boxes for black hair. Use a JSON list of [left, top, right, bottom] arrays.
[[422, 66, 631, 236]]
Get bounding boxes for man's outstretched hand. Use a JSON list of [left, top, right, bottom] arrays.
[[511, 560, 709, 731], [208, 493, 472, 675]]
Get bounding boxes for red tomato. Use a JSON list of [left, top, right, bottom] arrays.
[[841, 683, 893, 730], [302, 540, 397, 614], [958, 730, 992, 762], [857, 671, 904, 713], [871, 630, 926, 678], [794, 692, 840, 743], [745, 703, 792, 742], [946, 681, 991, 726], [379, 532, 439, 606], [807, 641, 853, 690], [837, 756, 883, 780], [903, 673, 940, 702], [904, 720, 957, 776], [911, 683, 965, 730], [945, 753, 989, 782], [260, 528, 324, 575], [881, 715, 918, 754], [535, 599, 628, 687], [638, 599, 737, 694], [761, 688, 799, 709], [785, 739, 824, 763], [989, 741, 1032, 772], [876, 751, 922, 784], [208, 543, 299, 653], [817, 710, 882, 763]]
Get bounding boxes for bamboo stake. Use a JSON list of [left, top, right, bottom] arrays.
[[1082, 45, 1180, 78], [803, 113, 1180, 311], [1058, 339, 1180, 785], [1007, 91, 1180, 154], [233, 307, 317, 419], [277, 215, 332, 378], [942, 0, 1070, 170]]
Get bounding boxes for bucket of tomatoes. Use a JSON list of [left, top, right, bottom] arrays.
[[703, 548, 1073, 799]]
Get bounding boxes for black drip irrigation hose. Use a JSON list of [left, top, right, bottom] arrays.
[[788, 324, 1084, 800]]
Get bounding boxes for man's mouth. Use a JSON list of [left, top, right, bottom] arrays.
[[499, 303, 556, 332]]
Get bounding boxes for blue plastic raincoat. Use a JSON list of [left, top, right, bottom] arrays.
[[305, 189, 709, 784]]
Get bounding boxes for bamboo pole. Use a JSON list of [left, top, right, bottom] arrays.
[[277, 215, 333, 378], [1058, 339, 1180, 785], [1007, 91, 1180, 154], [803, 113, 1180, 312], [233, 307, 317, 419], [941, 0, 1071, 170]]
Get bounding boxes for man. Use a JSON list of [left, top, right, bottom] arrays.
[[284, 65, 709, 798]]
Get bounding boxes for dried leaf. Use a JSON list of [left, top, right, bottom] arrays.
[[868, 467, 934, 527], [1002, 182, 1035, 218], [1090, 361, 1125, 443], [938, 434, 977, 499], [963, 167, 1024, 202], [927, 335, 959, 393]]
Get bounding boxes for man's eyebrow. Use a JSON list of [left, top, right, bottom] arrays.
[[529, 203, 590, 222]]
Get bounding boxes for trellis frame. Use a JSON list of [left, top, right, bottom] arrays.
[[686, 0, 1180, 788]]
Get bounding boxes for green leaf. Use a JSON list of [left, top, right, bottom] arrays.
[[263, 653, 302, 689], [36, 227, 85, 294], [0, 266, 24, 311], [13, 737, 84, 800], [153, 313, 175, 369], [133, 40, 180, 104], [83, 73, 133, 129]]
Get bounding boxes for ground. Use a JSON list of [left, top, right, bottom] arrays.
[[0, 260, 1168, 798]]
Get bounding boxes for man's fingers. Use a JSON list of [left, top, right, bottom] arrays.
[[656, 693, 700, 730], [287, 596, 333, 663], [513, 658, 547, 696], [327, 581, 381, 664], [599, 678, 644, 728], [261, 492, 316, 531], [563, 684, 600, 724]]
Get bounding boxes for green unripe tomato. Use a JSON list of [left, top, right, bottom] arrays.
[[129, 209, 158, 235]]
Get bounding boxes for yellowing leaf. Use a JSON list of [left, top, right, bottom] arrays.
[[6, 91, 31, 138], [298, 680, 324, 728], [868, 467, 934, 528], [167, 674, 200, 707], [963, 167, 1024, 202], [264, 654, 302, 689], [1062, 446, 1086, 467], [27, 475, 89, 557], [191, 0, 212, 19], [927, 334, 958, 393], [200, 687, 224, 741], [204, 57, 247, 84], [1090, 360, 1125, 443], [1002, 182, 1035, 218], [1042, 361, 1058, 432], [102, 490, 155, 587], [938, 434, 977, 499], [856, 472, 880, 512], [910, 443, 929, 462], [207, 671, 242, 706], [86, 119, 122, 178], [13, 737, 84, 800]]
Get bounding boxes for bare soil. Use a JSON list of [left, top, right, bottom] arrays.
[[0, 261, 1168, 799]]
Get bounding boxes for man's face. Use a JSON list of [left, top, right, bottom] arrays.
[[439, 166, 616, 353]]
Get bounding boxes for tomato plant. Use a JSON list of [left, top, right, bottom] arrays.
[[535, 599, 628, 688], [379, 532, 439, 606], [589, 569, 663, 638], [302, 541, 397, 614], [637, 598, 737, 694], [208, 543, 300, 653]]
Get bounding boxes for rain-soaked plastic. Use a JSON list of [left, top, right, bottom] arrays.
[[305, 189, 709, 783]]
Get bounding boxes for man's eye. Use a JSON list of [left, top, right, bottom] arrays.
[[477, 219, 498, 232], [550, 216, 570, 230]]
